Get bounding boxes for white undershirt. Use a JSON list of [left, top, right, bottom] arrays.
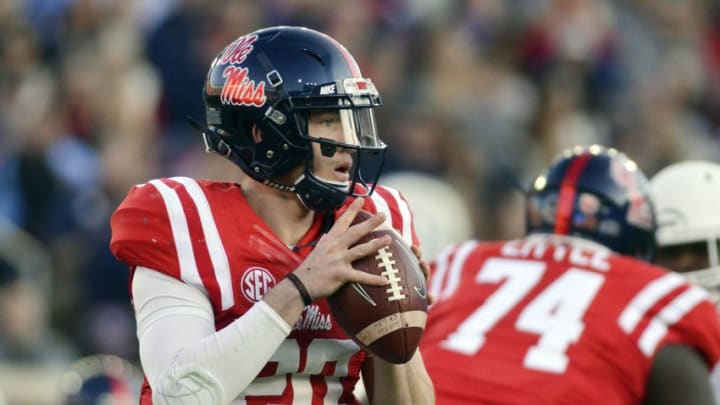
[[132, 266, 292, 404]]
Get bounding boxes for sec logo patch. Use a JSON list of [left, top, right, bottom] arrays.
[[241, 267, 276, 302]]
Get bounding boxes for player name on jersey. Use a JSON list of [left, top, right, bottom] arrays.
[[501, 236, 610, 272]]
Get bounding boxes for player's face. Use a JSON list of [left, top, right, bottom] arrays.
[[655, 241, 710, 274], [307, 110, 357, 184]]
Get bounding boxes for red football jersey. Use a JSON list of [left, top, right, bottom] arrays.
[[422, 234, 720, 405], [109, 177, 418, 404]]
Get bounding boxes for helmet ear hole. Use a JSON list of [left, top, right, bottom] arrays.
[[251, 125, 263, 143]]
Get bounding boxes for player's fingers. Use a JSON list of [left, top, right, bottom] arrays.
[[419, 260, 432, 282], [346, 269, 388, 287], [411, 245, 423, 260], [341, 212, 386, 248], [427, 292, 436, 305], [347, 235, 391, 263], [330, 198, 365, 233], [328, 212, 386, 246]]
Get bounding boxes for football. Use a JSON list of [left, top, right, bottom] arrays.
[[328, 210, 428, 364]]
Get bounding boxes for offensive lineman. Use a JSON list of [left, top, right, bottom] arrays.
[[422, 146, 720, 404]]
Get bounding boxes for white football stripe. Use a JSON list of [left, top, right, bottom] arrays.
[[172, 177, 234, 310], [148, 180, 206, 295], [618, 273, 685, 333], [638, 286, 709, 356]]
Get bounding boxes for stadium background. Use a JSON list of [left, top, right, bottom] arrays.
[[0, 0, 719, 403]]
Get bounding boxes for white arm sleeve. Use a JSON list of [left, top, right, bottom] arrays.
[[132, 266, 292, 405]]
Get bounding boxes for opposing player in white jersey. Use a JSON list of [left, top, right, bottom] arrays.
[[650, 161, 720, 303], [422, 145, 720, 404], [110, 26, 433, 405]]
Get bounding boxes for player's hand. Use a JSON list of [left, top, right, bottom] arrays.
[[292, 198, 390, 300], [411, 245, 435, 305]]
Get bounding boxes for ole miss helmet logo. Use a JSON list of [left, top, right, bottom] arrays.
[[220, 34, 258, 65], [219, 34, 267, 107], [220, 66, 266, 107]]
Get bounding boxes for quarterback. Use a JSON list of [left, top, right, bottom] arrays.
[[110, 26, 433, 405]]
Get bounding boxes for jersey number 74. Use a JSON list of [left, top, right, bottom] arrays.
[[440, 258, 605, 374]]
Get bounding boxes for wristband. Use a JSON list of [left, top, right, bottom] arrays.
[[286, 273, 313, 306]]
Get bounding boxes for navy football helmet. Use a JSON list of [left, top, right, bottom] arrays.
[[193, 26, 387, 211], [526, 145, 657, 260]]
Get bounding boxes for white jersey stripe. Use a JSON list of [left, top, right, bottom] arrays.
[[370, 191, 394, 230], [638, 286, 710, 356], [148, 180, 206, 294], [429, 244, 455, 302], [381, 187, 413, 246], [618, 273, 685, 333], [172, 177, 234, 310], [638, 320, 666, 357], [441, 240, 479, 300]]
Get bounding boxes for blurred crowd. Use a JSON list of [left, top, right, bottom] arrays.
[[0, 0, 719, 403]]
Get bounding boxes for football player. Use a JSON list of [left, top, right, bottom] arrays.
[[110, 26, 433, 405], [650, 161, 720, 303], [422, 145, 720, 404]]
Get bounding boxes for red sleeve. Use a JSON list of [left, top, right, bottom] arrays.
[[109, 181, 180, 279], [662, 294, 720, 369], [618, 263, 720, 370]]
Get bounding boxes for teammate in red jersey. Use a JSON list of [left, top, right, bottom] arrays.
[[422, 145, 720, 405], [110, 26, 433, 405]]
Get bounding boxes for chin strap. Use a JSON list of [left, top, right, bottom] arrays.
[[294, 172, 349, 212]]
